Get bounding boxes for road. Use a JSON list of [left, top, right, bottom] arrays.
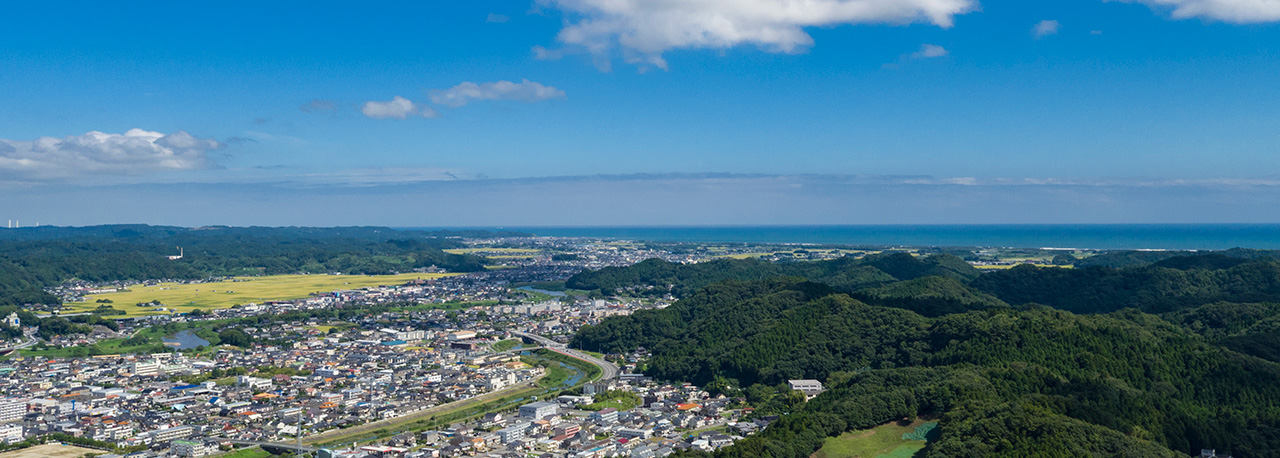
[[0, 334, 38, 353], [512, 331, 619, 380]]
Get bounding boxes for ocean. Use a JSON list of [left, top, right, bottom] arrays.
[[456, 225, 1280, 251]]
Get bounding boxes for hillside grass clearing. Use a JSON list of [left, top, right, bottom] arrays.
[[812, 420, 936, 458]]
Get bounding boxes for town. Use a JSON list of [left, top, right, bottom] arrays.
[[0, 237, 804, 458]]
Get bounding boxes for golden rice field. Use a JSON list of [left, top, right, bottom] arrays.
[[64, 273, 458, 317], [443, 248, 540, 255]]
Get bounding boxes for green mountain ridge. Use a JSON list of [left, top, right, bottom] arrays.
[[570, 256, 1280, 457]]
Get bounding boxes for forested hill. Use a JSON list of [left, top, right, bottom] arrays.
[[571, 251, 1280, 316], [0, 225, 500, 306], [565, 252, 979, 297], [1075, 247, 1280, 268], [573, 278, 1280, 458], [970, 260, 1280, 313]]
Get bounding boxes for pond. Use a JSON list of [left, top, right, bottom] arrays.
[[162, 330, 210, 349]]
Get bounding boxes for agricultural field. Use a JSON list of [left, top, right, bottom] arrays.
[[64, 273, 457, 317], [444, 248, 540, 255], [812, 420, 937, 458]]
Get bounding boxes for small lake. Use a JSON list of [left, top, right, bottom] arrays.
[[517, 286, 566, 297], [162, 330, 210, 349]]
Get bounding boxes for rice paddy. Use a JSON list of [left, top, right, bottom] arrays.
[[64, 272, 458, 317]]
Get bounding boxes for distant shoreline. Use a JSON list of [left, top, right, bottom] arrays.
[[405, 224, 1280, 251]]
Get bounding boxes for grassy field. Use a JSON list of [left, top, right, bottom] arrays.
[[812, 420, 935, 458], [0, 444, 100, 458], [211, 447, 272, 458], [492, 339, 523, 352], [65, 273, 457, 317]]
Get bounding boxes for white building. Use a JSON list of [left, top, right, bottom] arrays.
[[172, 439, 214, 457], [0, 424, 22, 444], [788, 379, 824, 399], [237, 376, 272, 390], [149, 425, 194, 443], [447, 330, 477, 341], [518, 401, 557, 420], [590, 408, 618, 424], [496, 423, 530, 444], [132, 360, 163, 377], [0, 398, 27, 423]]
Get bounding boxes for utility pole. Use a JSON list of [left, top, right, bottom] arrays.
[[297, 406, 303, 458]]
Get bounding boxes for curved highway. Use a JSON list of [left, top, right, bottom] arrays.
[[512, 331, 619, 380]]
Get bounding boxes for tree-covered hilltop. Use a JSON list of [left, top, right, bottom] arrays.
[[0, 225, 500, 306], [572, 256, 1280, 457], [1075, 248, 1279, 268], [570, 250, 1280, 315], [970, 260, 1280, 314], [565, 252, 979, 297], [852, 276, 1007, 317]]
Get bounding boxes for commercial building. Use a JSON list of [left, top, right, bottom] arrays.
[[518, 401, 557, 420]]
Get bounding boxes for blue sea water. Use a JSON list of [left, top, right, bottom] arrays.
[[461, 225, 1280, 250]]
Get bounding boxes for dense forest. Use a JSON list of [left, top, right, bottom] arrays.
[[566, 252, 978, 297], [0, 225, 502, 306], [570, 252, 1280, 457]]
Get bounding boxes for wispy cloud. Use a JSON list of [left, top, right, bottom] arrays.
[[299, 99, 338, 113], [361, 96, 437, 119], [1121, 0, 1280, 23], [0, 129, 219, 182], [429, 79, 566, 108], [536, 0, 977, 70], [1034, 19, 1060, 38], [486, 13, 510, 23], [911, 44, 949, 59]]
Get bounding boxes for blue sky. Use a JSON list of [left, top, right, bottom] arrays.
[[2, 0, 1279, 226]]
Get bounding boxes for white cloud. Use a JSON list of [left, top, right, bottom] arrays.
[[911, 44, 949, 58], [486, 13, 510, 23], [429, 79, 567, 108], [361, 96, 436, 119], [1122, 0, 1280, 23], [1034, 19, 1060, 37], [538, 0, 977, 69], [0, 129, 219, 181]]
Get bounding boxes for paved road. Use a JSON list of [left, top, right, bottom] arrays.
[[0, 335, 38, 353], [512, 331, 620, 380]]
